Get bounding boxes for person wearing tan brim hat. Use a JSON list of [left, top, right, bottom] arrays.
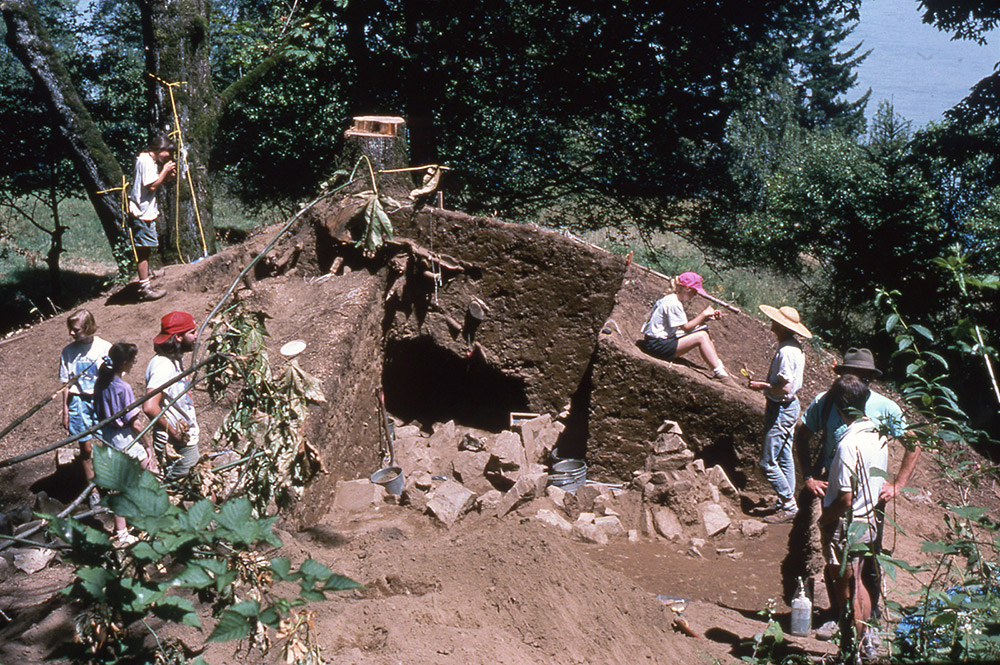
[[748, 304, 811, 523]]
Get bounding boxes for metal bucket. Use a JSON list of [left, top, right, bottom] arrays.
[[370, 466, 404, 495], [548, 458, 587, 492]]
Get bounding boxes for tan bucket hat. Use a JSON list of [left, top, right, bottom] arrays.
[[759, 305, 812, 339]]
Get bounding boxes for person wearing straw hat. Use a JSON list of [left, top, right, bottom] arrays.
[[748, 305, 812, 523], [640, 271, 736, 386]]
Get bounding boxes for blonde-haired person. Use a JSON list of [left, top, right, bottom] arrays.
[[59, 309, 112, 503], [641, 271, 735, 386], [748, 305, 811, 523]]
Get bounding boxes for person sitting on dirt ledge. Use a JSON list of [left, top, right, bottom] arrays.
[[640, 271, 736, 386], [144, 311, 200, 484], [748, 305, 811, 524], [817, 374, 888, 660]]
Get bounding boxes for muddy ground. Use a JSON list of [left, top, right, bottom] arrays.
[[0, 203, 990, 664]]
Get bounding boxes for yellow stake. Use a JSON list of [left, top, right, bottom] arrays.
[[148, 73, 209, 262]]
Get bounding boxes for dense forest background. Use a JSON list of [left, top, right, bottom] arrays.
[[1, 0, 998, 437]]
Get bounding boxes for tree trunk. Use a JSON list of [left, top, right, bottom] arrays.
[[1, 0, 125, 252], [139, 0, 219, 262]]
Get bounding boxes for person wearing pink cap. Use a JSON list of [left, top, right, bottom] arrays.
[[641, 271, 735, 385], [143, 311, 200, 483]]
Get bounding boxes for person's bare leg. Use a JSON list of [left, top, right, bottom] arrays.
[[674, 331, 724, 371], [851, 562, 873, 645], [136, 246, 150, 282]]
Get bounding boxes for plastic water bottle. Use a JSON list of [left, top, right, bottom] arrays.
[[790, 577, 812, 636]]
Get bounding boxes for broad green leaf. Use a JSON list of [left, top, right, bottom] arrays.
[[298, 557, 332, 581], [152, 596, 201, 628], [322, 573, 364, 592], [947, 505, 988, 521], [910, 324, 934, 341], [271, 557, 293, 580], [885, 313, 899, 333], [216, 497, 253, 532], [207, 609, 255, 643], [93, 445, 142, 492]]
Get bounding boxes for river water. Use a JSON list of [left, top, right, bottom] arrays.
[[846, 0, 1000, 127]]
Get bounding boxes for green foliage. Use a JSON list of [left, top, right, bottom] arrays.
[[206, 303, 327, 514], [50, 445, 361, 664]]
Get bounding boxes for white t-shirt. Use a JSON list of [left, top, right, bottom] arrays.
[[642, 293, 688, 339], [145, 354, 199, 445], [823, 418, 888, 522], [59, 336, 111, 396], [128, 152, 161, 220], [766, 337, 804, 402]]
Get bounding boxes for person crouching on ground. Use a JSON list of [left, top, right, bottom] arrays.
[[95, 341, 157, 545], [748, 305, 811, 523], [818, 374, 888, 659], [59, 309, 112, 506], [127, 136, 176, 301], [641, 271, 735, 385], [143, 311, 200, 483]]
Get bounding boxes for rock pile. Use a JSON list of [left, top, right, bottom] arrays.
[[333, 416, 765, 549]]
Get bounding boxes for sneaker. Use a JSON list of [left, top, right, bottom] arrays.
[[764, 507, 798, 523], [815, 620, 838, 641], [712, 373, 739, 387], [137, 282, 166, 301]]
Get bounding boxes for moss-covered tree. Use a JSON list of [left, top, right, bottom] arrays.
[[1, 0, 305, 264]]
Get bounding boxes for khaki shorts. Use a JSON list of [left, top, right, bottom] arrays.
[[822, 517, 879, 566], [131, 216, 158, 248]]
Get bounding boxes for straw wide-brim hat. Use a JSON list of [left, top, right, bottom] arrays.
[[759, 305, 812, 339]]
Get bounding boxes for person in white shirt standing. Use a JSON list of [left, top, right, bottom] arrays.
[[128, 136, 176, 301], [748, 305, 810, 523], [60, 309, 112, 501], [818, 374, 888, 658], [143, 311, 200, 483]]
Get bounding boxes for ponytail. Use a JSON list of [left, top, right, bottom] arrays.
[[95, 342, 139, 394]]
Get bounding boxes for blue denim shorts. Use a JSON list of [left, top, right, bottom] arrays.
[[67, 393, 97, 441], [131, 216, 158, 248]]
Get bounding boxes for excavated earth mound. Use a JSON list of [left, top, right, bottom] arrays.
[[0, 190, 976, 664]]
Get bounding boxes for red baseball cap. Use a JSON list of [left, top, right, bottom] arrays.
[[677, 271, 707, 295], [153, 311, 196, 345]]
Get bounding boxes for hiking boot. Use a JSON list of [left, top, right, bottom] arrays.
[[764, 507, 798, 523], [138, 282, 167, 301], [712, 373, 739, 387]]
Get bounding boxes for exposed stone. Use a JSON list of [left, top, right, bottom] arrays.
[[426, 480, 477, 527], [429, 420, 459, 449], [451, 451, 493, 493], [700, 502, 731, 537], [648, 448, 694, 472], [709, 485, 720, 504], [594, 515, 625, 538], [575, 512, 597, 525], [706, 465, 740, 498], [643, 506, 656, 536], [402, 481, 428, 512], [394, 424, 423, 439], [545, 484, 568, 505], [13, 547, 56, 574], [687, 459, 706, 474], [478, 489, 503, 513], [739, 519, 767, 538], [489, 431, 527, 471], [518, 414, 565, 464], [56, 448, 76, 467], [572, 522, 609, 545], [413, 471, 434, 491], [690, 537, 706, 548], [496, 472, 547, 517], [652, 506, 683, 541], [627, 529, 639, 543], [333, 479, 388, 513], [534, 508, 573, 533], [576, 484, 602, 512]]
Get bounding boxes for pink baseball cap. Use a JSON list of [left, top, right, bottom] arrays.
[[153, 311, 196, 345], [677, 272, 707, 295]]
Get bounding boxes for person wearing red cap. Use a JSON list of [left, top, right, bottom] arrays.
[[143, 311, 200, 482], [641, 271, 735, 385]]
